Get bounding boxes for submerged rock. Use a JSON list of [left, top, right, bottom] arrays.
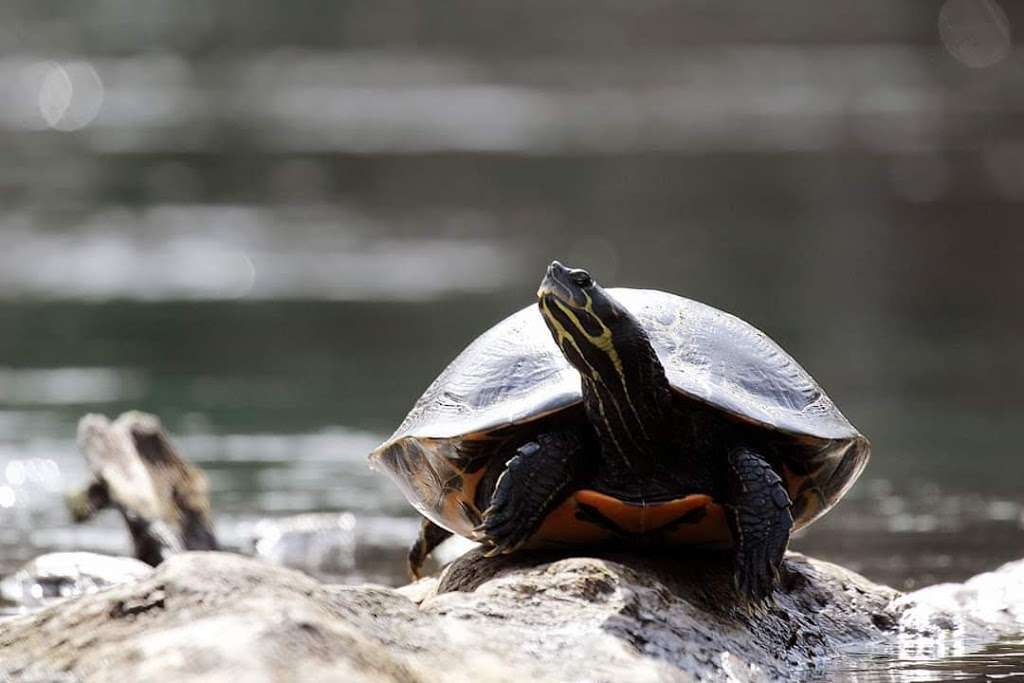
[[2, 548, 1020, 682]]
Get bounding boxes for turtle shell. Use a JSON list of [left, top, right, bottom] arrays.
[[370, 288, 869, 544]]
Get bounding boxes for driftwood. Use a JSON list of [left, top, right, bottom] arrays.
[[66, 412, 218, 565]]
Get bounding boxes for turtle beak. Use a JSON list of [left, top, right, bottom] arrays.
[[537, 261, 571, 301]]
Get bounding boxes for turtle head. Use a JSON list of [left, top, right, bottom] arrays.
[[538, 261, 623, 359], [537, 260, 646, 383]]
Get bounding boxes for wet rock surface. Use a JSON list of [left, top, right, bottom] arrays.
[[891, 557, 1024, 638], [1, 548, 1020, 682], [0, 552, 152, 617]]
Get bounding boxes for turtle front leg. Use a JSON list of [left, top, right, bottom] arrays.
[[408, 517, 453, 580], [474, 430, 583, 555], [725, 447, 794, 603]]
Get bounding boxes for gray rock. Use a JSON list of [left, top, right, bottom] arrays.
[[250, 512, 359, 577], [0, 552, 153, 616], [248, 511, 477, 585], [0, 549, 1021, 682], [891, 557, 1024, 637]]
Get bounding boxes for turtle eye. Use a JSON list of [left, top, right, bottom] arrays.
[[569, 270, 593, 288]]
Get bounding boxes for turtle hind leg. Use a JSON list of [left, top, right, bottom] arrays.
[[408, 517, 453, 580], [725, 447, 794, 604], [474, 430, 583, 556]]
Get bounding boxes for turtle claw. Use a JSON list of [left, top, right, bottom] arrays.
[[473, 433, 581, 559], [475, 498, 533, 556], [734, 544, 779, 605], [473, 459, 540, 555]]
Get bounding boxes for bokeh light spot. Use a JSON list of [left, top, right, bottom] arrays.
[[939, 0, 1012, 68], [5, 460, 26, 487], [37, 62, 72, 127], [36, 60, 104, 131]]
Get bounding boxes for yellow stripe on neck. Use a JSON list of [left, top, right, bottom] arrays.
[[550, 297, 626, 383], [540, 297, 630, 462], [544, 295, 652, 445]]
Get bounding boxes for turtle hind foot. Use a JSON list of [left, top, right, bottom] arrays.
[[408, 517, 453, 580], [726, 447, 794, 605]]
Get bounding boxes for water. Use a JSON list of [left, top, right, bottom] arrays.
[[818, 637, 1024, 681], [2, 1, 1024, 677]]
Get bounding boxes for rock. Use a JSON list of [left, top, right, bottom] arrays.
[[0, 552, 153, 616], [250, 512, 359, 577], [891, 557, 1024, 637], [6, 547, 1019, 682], [249, 511, 477, 585]]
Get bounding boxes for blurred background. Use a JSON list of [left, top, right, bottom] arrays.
[[0, 1, 1021, 592]]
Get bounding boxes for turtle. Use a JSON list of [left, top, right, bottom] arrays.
[[369, 261, 870, 601]]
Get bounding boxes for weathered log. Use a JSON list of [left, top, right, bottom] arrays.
[[67, 412, 218, 565]]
